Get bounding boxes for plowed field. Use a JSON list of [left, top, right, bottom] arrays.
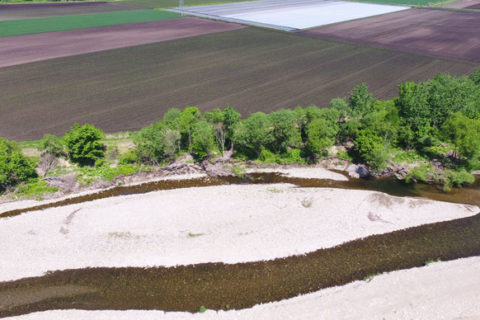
[[1, 28, 478, 140], [300, 8, 480, 63]]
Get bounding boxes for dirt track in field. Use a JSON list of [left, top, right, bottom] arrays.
[[300, 8, 480, 63], [0, 17, 245, 68], [0, 2, 140, 21], [0, 28, 478, 140]]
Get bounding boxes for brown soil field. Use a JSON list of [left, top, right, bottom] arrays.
[[300, 8, 480, 63], [0, 28, 478, 141], [0, 2, 140, 21], [442, 0, 480, 8], [0, 17, 245, 68]]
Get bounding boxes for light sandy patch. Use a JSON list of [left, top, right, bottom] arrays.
[[0, 173, 207, 213], [0, 184, 477, 282], [245, 167, 348, 181], [7, 257, 479, 320]]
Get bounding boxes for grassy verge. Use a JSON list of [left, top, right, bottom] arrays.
[[0, 9, 180, 37]]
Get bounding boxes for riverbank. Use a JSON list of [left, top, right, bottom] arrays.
[[1, 183, 477, 282], [6, 256, 478, 320]]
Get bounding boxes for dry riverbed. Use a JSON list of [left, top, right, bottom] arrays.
[[0, 183, 477, 282]]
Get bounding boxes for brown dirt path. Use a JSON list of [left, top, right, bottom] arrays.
[[0, 17, 245, 68], [300, 8, 480, 63]]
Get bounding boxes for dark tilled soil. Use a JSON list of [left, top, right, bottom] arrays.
[[300, 8, 480, 63], [0, 28, 477, 140], [0, 17, 245, 68], [0, 1, 141, 20]]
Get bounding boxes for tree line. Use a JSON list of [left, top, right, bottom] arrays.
[[1, 71, 479, 192]]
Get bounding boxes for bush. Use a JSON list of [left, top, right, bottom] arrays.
[[134, 122, 180, 164], [118, 149, 139, 165], [306, 118, 337, 158], [39, 134, 64, 157], [0, 137, 38, 191], [233, 112, 273, 158], [64, 123, 105, 166], [191, 120, 215, 160]]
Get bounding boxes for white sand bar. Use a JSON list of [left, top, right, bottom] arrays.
[[7, 257, 480, 320], [172, 0, 409, 30], [245, 166, 348, 180], [0, 184, 477, 282]]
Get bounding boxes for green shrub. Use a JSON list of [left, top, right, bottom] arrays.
[[191, 120, 215, 160], [405, 164, 434, 183], [64, 123, 105, 166], [134, 122, 180, 164], [0, 137, 38, 191], [119, 149, 139, 165], [39, 134, 64, 156]]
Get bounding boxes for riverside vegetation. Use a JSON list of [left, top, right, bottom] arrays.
[[1, 72, 480, 198]]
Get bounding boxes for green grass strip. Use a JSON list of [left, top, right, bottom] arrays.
[[0, 9, 181, 37]]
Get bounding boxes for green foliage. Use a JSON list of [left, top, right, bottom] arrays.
[[470, 70, 480, 85], [268, 109, 301, 153], [199, 306, 207, 313], [134, 121, 180, 164], [306, 118, 338, 157], [233, 112, 273, 158], [191, 120, 215, 160], [353, 129, 389, 172], [77, 164, 139, 184], [40, 134, 64, 156], [178, 106, 202, 151], [118, 149, 139, 165], [163, 108, 182, 130], [64, 123, 105, 166], [396, 74, 480, 147], [349, 83, 374, 116], [0, 137, 38, 191], [443, 169, 475, 190], [15, 180, 58, 199], [405, 164, 435, 184], [231, 166, 245, 178], [442, 113, 480, 167]]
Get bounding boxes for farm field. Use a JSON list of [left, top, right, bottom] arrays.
[[0, 1, 140, 21], [1, 27, 478, 141], [442, 0, 480, 8], [172, 0, 409, 30], [0, 9, 180, 37], [119, 0, 252, 9], [0, 17, 245, 68], [301, 8, 480, 63]]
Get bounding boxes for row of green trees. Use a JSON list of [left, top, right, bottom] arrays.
[[1, 71, 479, 192]]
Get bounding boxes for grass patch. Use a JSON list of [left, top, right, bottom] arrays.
[[0, 9, 180, 37], [15, 180, 58, 200], [76, 164, 141, 185]]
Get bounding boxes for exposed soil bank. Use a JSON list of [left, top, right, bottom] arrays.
[[5, 256, 480, 319], [0, 212, 479, 318], [0, 184, 477, 281]]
